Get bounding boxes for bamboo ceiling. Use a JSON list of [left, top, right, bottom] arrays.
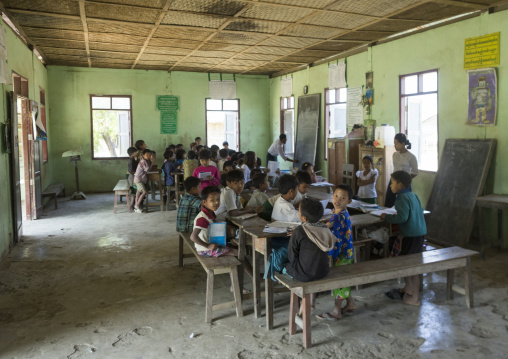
[[2, 0, 506, 76]]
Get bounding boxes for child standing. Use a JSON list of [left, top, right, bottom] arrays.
[[356, 155, 379, 204], [133, 149, 152, 213], [183, 150, 198, 180], [127, 146, 137, 188], [162, 150, 176, 201], [247, 173, 270, 208], [176, 176, 202, 233], [316, 184, 356, 320], [272, 175, 300, 223], [193, 149, 221, 190], [190, 186, 237, 257], [175, 149, 186, 170], [385, 133, 419, 207], [382, 171, 426, 306]]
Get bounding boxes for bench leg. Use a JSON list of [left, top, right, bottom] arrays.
[[302, 293, 312, 349], [253, 248, 261, 318], [264, 238, 273, 330], [205, 270, 214, 323], [446, 269, 454, 301], [237, 228, 246, 301], [230, 267, 244, 318], [464, 257, 473, 309], [114, 193, 118, 214], [289, 291, 298, 335], [53, 194, 58, 210], [178, 234, 184, 268], [125, 192, 131, 213]]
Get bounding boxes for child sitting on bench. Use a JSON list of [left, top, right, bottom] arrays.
[[176, 176, 202, 233], [382, 170, 427, 306], [316, 184, 356, 320]]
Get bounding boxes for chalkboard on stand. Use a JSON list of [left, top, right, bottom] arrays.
[[426, 139, 496, 247], [294, 94, 321, 168]]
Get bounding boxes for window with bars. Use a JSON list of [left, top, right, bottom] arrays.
[[280, 96, 294, 154], [324, 88, 347, 159], [399, 70, 438, 172], [205, 99, 240, 150], [90, 95, 132, 159]]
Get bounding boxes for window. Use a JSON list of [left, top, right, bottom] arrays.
[[90, 95, 132, 159], [399, 70, 438, 172], [280, 96, 294, 154], [324, 88, 347, 159], [205, 99, 239, 150]]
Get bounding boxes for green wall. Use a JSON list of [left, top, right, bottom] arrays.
[[0, 19, 49, 260], [270, 10, 508, 244], [47, 68, 270, 193]]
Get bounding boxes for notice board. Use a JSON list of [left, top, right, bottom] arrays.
[[294, 94, 321, 167], [160, 111, 177, 134], [426, 139, 496, 247], [464, 32, 500, 69]]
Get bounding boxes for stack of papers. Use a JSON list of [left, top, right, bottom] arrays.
[[263, 227, 288, 234], [267, 161, 279, 176], [370, 208, 397, 216], [266, 221, 300, 229], [311, 182, 334, 187]]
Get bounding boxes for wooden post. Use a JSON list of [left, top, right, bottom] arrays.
[[446, 269, 454, 300], [253, 248, 261, 318], [230, 267, 244, 317], [302, 293, 312, 349], [205, 270, 214, 323], [464, 257, 473, 309], [264, 237, 273, 329], [289, 291, 298, 335]]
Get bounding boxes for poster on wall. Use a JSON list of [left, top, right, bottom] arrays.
[[328, 61, 346, 89], [464, 32, 500, 70], [346, 87, 363, 130], [467, 68, 496, 126], [161, 111, 178, 134]]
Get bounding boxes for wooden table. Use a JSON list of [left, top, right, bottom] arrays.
[[476, 194, 508, 258]]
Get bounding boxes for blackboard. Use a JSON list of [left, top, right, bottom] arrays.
[[294, 94, 321, 167], [426, 139, 496, 247]]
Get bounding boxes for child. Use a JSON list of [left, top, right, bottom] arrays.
[[176, 143, 183, 149], [193, 149, 221, 190], [127, 146, 137, 188], [176, 176, 202, 233], [245, 168, 262, 190], [162, 149, 176, 198], [190, 142, 197, 151], [356, 155, 379, 204], [247, 173, 269, 208], [316, 184, 356, 320], [150, 151, 157, 170], [134, 139, 147, 162], [190, 186, 237, 257], [210, 150, 219, 167], [215, 170, 255, 217], [294, 171, 312, 207], [302, 162, 318, 183], [241, 151, 257, 183], [382, 171, 426, 306], [183, 150, 198, 180], [218, 149, 229, 171], [385, 133, 419, 207], [175, 148, 186, 170], [272, 174, 300, 223], [195, 137, 202, 146], [195, 145, 204, 155], [133, 149, 152, 213]]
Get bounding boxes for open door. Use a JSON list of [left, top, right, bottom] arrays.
[[10, 92, 22, 242], [30, 101, 43, 219]]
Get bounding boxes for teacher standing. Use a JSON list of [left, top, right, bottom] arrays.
[[267, 134, 297, 165]]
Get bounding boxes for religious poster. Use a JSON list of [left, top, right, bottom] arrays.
[[467, 68, 496, 126]]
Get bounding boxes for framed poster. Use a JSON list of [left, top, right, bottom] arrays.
[[468, 68, 496, 126]]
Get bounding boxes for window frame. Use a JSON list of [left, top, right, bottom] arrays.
[[40, 87, 48, 164], [324, 87, 347, 160], [89, 94, 133, 160], [279, 96, 295, 155], [399, 69, 439, 173], [205, 98, 241, 151]]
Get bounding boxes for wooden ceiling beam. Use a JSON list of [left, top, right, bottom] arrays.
[[429, 0, 488, 9], [78, 0, 91, 67]]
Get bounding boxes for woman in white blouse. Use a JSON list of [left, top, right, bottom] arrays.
[[384, 133, 418, 207]]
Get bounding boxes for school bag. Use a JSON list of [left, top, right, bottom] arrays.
[[263, 247, 289, 282]]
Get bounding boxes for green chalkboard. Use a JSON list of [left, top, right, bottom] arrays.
[[161, 111, 177, 134], [157, 95, 179, 111]]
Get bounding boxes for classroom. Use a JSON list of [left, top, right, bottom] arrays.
[[0, 0, 507, 357]]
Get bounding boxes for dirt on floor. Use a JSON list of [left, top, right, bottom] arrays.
[[0, 194, 507, 359]]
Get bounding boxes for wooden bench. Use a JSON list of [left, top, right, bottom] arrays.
[[275, 246, 478, 349], [178, 232, 244, 323], [42, 183, 65, 209], [113, 179, 131, 213]]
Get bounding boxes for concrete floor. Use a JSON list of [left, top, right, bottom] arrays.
[[0, 194, 507, 359]]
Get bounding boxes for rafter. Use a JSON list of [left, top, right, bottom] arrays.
[[78, 0, 91, 67]]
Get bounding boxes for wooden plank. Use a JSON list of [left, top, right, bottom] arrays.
[[464, 257, 473, 308], [113, 179, 129, 191], [253, 247, 261, 318], [78, 0, 91, 67], [289, 291, 298, 335], [302, 294, 312, 349], [264, 236, 273, 330], [205, 270, 214, 323], [446, 269, 454, 300], [230, 268, 244, 317]]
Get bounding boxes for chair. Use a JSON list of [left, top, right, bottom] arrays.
[[342, 163, 355, 190]]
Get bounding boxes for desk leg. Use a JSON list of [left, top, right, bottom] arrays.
[[237, 228, 246, 301], [464, 257, 473, 309], [289, 291, 298, 335], [446, 269, 454, 300], [479, 206, 485, 259], [126, 192, 131, 213], [264, 238, 273, 330], [114, 193, 118, 214], [498, 209, 503, 250], [253, 247, 261, 318]]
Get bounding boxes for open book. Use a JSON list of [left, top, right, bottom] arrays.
[[198, 171, 212, 179]]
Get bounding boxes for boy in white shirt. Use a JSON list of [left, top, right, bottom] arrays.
[[215, 170, 255, 217], [247, 173, 269, 208], [272, 174, 300, 223]]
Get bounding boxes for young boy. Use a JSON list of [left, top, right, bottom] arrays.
[[293, 171, 312, 207], [133, 149, 152, 213], [176, 176, 202, 233], [127, 146, 137, 188], [272, 174, 300, 223], [190, 186, 237, 257], [245, 168, 262, 190], [247, 173, 269, 208], [218, 149, 229, 171], [150, 150, 158, 170], [316, 184, 356, 320], [162, 149, 176, 201], [195, 137, 202, 146], [382, 171, 427, 306], [193, 149, 221, 190], [215, 169, 255, 217]]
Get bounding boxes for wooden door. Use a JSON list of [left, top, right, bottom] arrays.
[[10, 92, 22, 241], [30, 101, 43, 218]]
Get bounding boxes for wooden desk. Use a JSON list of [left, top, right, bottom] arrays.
[[476, 194, 508, 258], [147, 170, 163, 212]]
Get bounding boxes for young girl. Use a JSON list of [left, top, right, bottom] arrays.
[[385, 133, 419, 207], [133, 149, 152, 213], [175, 148, 186, 170], [241, 151, 256, 183], [183, 150, 198, 180], [301, 162, 318, 183], [193, 149, 221, 190], [316, 184, 356, 320], [356, 155, 379, 204]]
